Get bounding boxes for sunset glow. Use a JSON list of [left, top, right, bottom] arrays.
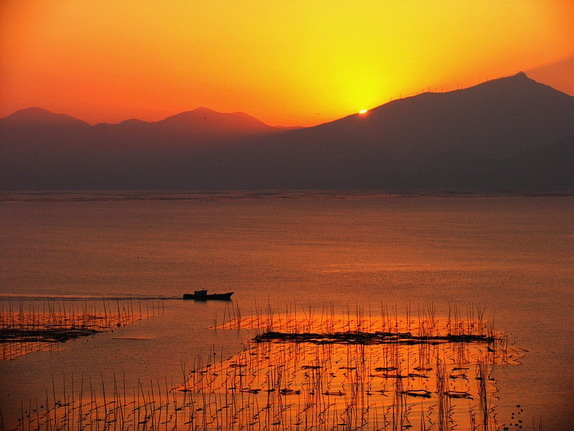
[[1, 2, 573, 428], [1, 0, 573, 126]]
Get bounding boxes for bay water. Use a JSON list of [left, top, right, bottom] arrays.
[[0, 193, 572, 429]]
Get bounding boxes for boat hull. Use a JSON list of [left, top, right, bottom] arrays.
[[182, 292, 234, 301]]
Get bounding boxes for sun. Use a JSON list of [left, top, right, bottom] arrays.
[[359, 109, 368, 114]]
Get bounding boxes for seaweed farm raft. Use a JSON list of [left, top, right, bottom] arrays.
[[0, 299, 163, 360]]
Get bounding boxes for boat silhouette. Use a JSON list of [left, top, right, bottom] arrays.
[[182, 290, 234, 301]]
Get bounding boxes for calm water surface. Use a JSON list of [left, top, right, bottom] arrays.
[[0, 194, 572, 428]]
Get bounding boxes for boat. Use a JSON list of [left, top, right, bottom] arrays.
[[182, 290, 234, 301]]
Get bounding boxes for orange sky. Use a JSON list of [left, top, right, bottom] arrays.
[[1, 0, 573, 126]]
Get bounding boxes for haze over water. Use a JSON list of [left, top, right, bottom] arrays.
[[0, 193, 572, 428]]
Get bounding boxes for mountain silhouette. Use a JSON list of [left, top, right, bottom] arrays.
[[1, 73, 573, 191], [1, 107, 90, 127], [319, 72, 574, 160], [156, 107, 275, 135]]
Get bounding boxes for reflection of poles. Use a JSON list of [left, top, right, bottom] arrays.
[[476, 362, 489, 431], [14, 304, 512, 430], [436, 356, 449, 431]]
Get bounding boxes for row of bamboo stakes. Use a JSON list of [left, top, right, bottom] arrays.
[[0, 299, 164, 360], [5, 302, 524, 431]]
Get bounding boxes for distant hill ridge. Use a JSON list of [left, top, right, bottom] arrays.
[[1, 73, 573, 191], [2, 107, 90, 127], [2, 106, 277, 135]]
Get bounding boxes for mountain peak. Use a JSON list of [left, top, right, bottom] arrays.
[[505, 71, 540, 84], [190, 107, 216, 114], [11, 107, 52, 116], [162, 107, 258, 122], [458, 71, 574, 103], [480, 72, 560, 93], [1, 107, 89, 127], [158, 108, 274, 134], [161, 108, 227, 123]]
